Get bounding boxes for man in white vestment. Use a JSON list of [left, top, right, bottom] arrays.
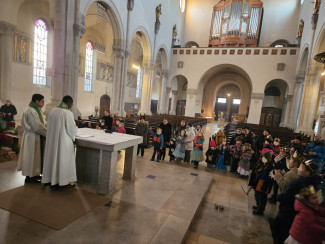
[[17, 94, 47, 183], [42, 95, 78, 189]]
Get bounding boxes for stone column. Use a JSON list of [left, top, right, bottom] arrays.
[[288, 76, 304, 128], [185, 89, 197, 117], [45, 0, 67, 115], [165, 87, 171, 114], [0, 21, 16, 101], [282, 95, 293, 127], [169, 90, 178, 115], [158, 70, 168, 113], [247, 93, 264, 124], [138, 63, 153, 115], [316, 90, 325, 137], [111, 45, 125, 116]]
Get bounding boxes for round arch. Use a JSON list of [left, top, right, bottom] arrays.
[[82, 0, 124, 44], [129, 26, 152, 64], [197, 64, 252, 118], [297, 47, 309, 77], [155, 45, 169, 71]]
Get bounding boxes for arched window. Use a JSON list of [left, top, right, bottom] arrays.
[[33, 19, 48, 85], [84, 41, 93, 91], [136, 67, 143, 98]]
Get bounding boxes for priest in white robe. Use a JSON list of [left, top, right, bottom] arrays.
[[42, 95, 78, 188], [17, 94, 47, 183]]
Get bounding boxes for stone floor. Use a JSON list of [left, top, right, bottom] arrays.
[[0, 123, 277, 244]]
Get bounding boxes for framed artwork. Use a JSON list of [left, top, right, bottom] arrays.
[[97, 61, 114, 83], [126, 72, 137, 88]]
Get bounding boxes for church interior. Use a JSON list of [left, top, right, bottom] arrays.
[[0, 0, 325, 243]]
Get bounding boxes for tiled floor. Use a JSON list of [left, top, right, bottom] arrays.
[[0, 123, 277, 244]]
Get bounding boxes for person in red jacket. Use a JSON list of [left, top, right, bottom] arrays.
[[115, 120, 126, 134], [285, 185, 325, 244]]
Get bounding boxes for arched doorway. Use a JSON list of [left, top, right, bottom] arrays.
[[260, 80, 288, 127], [214, 84, 241, 121], [100, 94, 110, 117], [169, 75, 188, 115], [198, 64, 252, 121]]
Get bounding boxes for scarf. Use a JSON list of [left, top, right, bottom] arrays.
[[29, 101, 44, 125], [57, 102, 69, 110], [28, 101, 45, 173]]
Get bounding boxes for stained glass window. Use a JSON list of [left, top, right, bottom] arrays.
[[136, 67, 143, 98], [33, 19, 48, 85], [84, 41, 93, 91]]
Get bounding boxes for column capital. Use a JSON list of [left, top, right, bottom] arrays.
[[295, 75, 305, 84], [0, 21, 16, 34], [166, 87, 171, 92], [251, 93, 264, 100], [73, 23, 85, 38], [162, 70, 169, 79], [172, 90, 178, 95], [113, 45, 126, 58]]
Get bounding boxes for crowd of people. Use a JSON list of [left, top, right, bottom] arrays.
[[1, 96, 324, 243]]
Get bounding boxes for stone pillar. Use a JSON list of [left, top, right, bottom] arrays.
[[317, 91, 325, 137], [165, 87, 171, 114], [158, 70, 168, 113], [288, 76, 304, 128], [45, 0, 67, 115], [282, 95, 293, 127], [111, 45, 125, 116], [139, 63, 153, 115], [185, 89, 197, 117], [169, 90, 178, 115], [247, 93, 264, 124], [0, 21, 16, 101], [299, 68, 320, 136]]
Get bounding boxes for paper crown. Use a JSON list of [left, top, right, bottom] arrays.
[[304, 160, 319, 175], [157, 128, 162, 132], [299, 185, 316, 196], [265, 135, 273, 142], [274, 138, 280, 142], [197, 130, 204, 136]]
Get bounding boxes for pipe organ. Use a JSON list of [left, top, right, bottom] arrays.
[[209, 0, 263, 47]]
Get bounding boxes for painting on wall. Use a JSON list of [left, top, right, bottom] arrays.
[[14, 34, 30, 65], [97, 61, 114, 83], [126, 72, 137, 88]]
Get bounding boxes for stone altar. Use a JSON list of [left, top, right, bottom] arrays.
[[75, 128, 143, 196]]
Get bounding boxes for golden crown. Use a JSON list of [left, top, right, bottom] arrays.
[[299, 185, 316, 196], [304, 160, 318, 175]]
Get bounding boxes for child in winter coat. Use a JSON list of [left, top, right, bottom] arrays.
[[230, 136, 243, 172], [169, 138, 176, 162], [285, 186, 325, 244], [214, 129, 225, 146], [268, 147, 289, 204], [115, 120, 126, 134], [192, 130, 205, 168], [173, 129, 186, 163], [249, 152, 274, 216], [273, 138, 281, 157], [260, 135, 274, 157], [237, 143, 254, 177], [215, 138, 229, 171], [206, 139, 218, 168], [150, 127, 164, 162]]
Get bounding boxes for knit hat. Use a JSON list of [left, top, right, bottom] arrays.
[[210, 140, 216, 148]]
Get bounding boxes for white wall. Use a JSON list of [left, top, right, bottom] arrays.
[[262, 96, 283, 108]]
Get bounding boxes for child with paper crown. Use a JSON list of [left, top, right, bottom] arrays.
[[273, 138, 281, 157], [237, 143, 254, 177], [168, 137, 176, 162], [149, 127, 164, 162], [206, 139, 218, 168], [192, 130, 205, 168], [230, 136, 243, 172], [248, 151, 274, 216], [215, 138, 229, 171], [173, 129, 186, 163], [284, 186, 325, 244]]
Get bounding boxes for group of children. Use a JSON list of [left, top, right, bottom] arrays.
[[149, 126, 205, 168]]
